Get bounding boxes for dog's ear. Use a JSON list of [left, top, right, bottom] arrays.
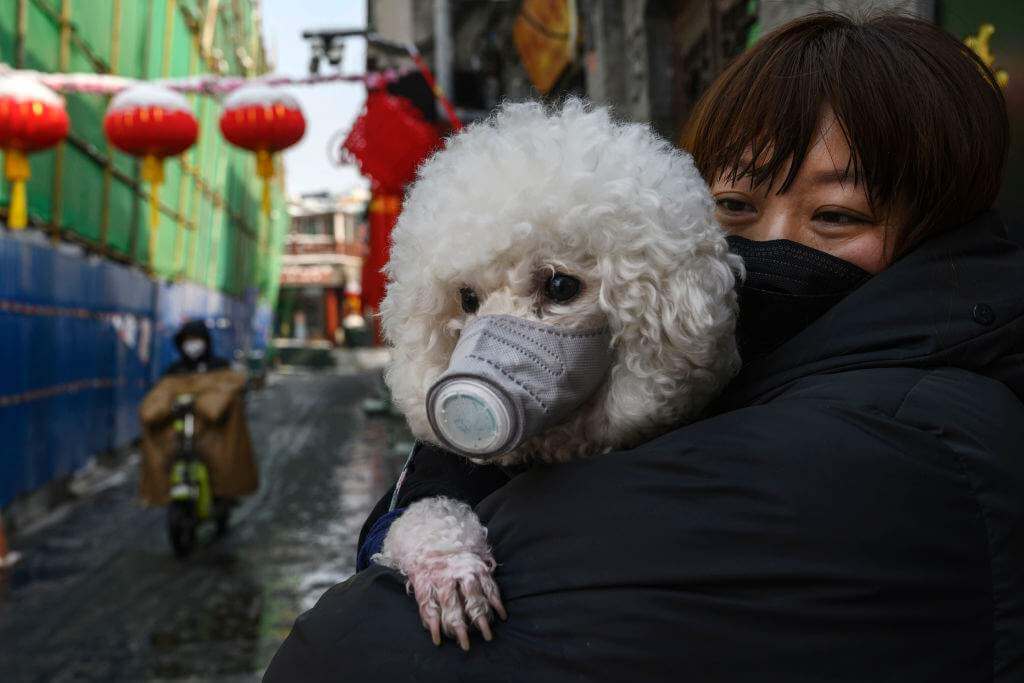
[[596, 247, 741, 433]]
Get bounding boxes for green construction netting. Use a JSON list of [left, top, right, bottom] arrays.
[[0, 0, 288, 304]]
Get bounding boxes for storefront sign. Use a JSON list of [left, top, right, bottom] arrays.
[[280, 264, 343, 286]]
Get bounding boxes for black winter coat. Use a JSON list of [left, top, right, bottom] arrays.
[[266, 212, 1024, 682]]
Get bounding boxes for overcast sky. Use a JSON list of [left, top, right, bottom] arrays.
[[261, 0, 368, 196]]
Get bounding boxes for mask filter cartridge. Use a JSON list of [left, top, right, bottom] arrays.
[[430, 379, 513, 455]]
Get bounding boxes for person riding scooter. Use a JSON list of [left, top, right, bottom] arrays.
[[138, 319, 258, 556]]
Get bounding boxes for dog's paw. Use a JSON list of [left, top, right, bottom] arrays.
[[405, 548, 507, 651], [376, 496, 507, 650]]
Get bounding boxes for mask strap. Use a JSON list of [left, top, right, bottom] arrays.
[[389, 443, 419, 512]]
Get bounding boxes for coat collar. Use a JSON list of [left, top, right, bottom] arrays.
[[713, 211, 1024, 411]]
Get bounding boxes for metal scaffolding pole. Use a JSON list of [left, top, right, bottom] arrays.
[[433, 0, 453, 121]]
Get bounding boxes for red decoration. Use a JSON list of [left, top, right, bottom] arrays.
[[220, 98, 305, 153], [219, 85, 306, 216], [0, 75, 69, 229], [361, 192, 402, 344], [103, 108, 198, 157], [0, 92, 69, 152], [103, 85, 198, 158], [343, 90, 442, 193], [103, 84, 198, 267]]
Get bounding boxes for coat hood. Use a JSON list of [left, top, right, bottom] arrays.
[[717, 211, 1024, 410], [173, 319, 214, 361]]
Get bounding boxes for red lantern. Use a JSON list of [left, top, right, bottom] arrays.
[[104, 84, 198, 266], [342, 90, 442, 193], [0, 75, 69, 229], [219, 85, 305, 216]]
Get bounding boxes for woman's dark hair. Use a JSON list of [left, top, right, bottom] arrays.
[[682, 12, 1009, 256]]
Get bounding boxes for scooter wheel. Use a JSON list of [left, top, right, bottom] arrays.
[[214, 498, 231, 538], [168, 501, 197, 558]]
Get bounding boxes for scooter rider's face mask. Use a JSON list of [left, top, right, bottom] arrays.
[[182, 338, 207, 360], [426, 315, 614, 459]]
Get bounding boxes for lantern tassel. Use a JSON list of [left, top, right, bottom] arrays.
[[5, 150, 31, 230], [256, 149, 274, 217], [148, 189, 159, 261], [141, 155, 165, 268]]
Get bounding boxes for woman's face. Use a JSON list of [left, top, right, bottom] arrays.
[[710, 110, 896, 273]]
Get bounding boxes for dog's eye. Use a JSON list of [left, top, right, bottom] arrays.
[[543, 273, 581, 303], [459, 287, 479, 314]]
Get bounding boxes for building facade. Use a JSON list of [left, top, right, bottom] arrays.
[[275, 189, 369, 346], [367, 0, 577, 124]]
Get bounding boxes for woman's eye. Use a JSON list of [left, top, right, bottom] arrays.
[[543, 273, 581, 303], [459, 287, 479, 314], [814, 210, 866, 226], [715, 197, 755, 214]]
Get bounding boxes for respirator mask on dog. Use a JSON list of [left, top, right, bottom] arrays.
[[727, 236, 871, 361], [426, 315, 613, 459]]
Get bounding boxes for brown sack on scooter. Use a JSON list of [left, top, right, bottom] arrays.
[[138, 369, 258, 505]]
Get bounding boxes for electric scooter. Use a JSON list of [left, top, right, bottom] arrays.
[[166, 394, 231, 557]]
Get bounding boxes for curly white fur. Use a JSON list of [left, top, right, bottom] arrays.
[[376, 497, 493, 572], [374, 100, 741, 647], [381, 99, 741, 465]]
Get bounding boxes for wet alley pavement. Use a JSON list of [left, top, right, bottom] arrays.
[[0, 353, 408, 682]]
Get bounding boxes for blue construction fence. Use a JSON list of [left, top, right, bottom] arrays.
[[0, 230, 272, 508]]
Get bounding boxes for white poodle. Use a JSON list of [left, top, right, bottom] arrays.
[[373, 99, 741, 650]]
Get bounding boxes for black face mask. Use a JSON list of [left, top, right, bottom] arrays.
[[727, 236, 872, 362]]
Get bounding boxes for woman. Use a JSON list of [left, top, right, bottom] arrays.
[[266, 13, 1023, 682]]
